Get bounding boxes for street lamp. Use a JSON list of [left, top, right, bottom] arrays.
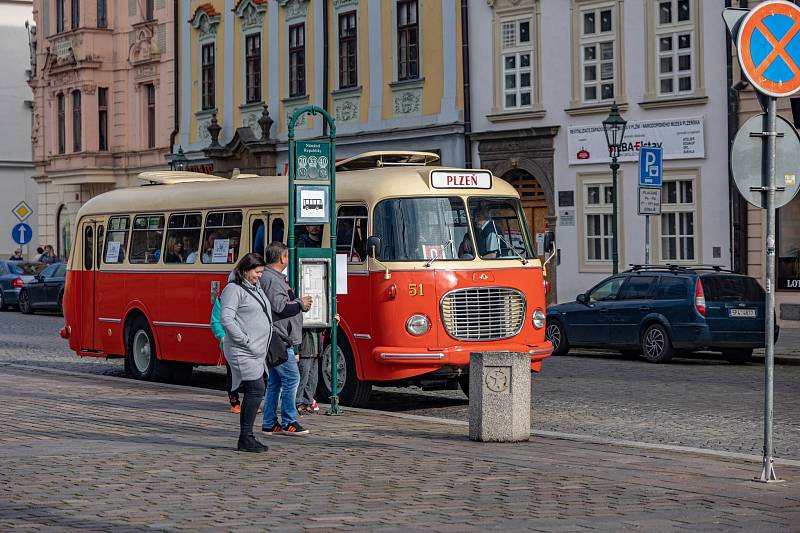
[[170, 146, 188, 171], [602, 102, 627, 274]]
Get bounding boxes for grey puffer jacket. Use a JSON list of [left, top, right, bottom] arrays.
[[219, 278, 272, 392]]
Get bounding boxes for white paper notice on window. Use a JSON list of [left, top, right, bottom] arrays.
[[212, 239, 230, 263], [106, 241, 121, 263], [336, 254, 348, 295]]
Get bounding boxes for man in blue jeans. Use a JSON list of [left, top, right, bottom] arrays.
[[260, 242, 313, 435]]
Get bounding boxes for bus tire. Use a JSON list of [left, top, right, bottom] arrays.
[[458, 375, 470, 398], [317, 334, 371, 408], [125, 317, 172, 381]]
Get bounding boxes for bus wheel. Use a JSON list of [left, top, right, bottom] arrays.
[[125, 317, 172, 381], [317, 335, 371, 408], [458, 375, 470, 398]]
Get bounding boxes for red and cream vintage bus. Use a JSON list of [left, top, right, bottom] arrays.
[[62, 152, 553, 406]]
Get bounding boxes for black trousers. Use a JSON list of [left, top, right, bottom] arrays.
[[239, 377, 265, 437]]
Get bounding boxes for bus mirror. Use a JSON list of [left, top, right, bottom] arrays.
[[367, 236, 381, 258], [543, 231, 555, 254]]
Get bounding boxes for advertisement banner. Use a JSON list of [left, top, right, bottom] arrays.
[[568, 116, 704, 165]]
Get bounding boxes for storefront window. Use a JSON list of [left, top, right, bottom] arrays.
[[778, 197, 800, 290], [58, 205, 71, 261]]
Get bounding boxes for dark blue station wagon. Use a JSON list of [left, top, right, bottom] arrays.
[[545, 266, 778, 364]]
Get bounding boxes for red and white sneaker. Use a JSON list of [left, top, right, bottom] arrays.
[[312, 400, 320, 413]]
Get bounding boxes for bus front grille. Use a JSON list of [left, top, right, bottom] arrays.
[[440, 287, 526, 341]]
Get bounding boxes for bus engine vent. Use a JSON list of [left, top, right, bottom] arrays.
[[440, 287, 526, 341]]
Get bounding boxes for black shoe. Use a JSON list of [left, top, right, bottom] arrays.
[[237, 434, 268, 452], [283, 421, 309, 435]]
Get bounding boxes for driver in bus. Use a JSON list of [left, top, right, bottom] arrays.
[[473, 205, 500, 259]]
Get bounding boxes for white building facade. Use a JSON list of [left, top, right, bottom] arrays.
[[0, 0, 35, 258], [469, 0, 730, 302]]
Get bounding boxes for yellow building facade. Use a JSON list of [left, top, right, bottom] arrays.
[[177, 0, 465, 169]]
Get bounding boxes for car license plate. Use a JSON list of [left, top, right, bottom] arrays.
[[728, 308, 757, 318]]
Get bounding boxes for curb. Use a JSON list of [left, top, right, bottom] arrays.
[[3, 361, 799, 468]]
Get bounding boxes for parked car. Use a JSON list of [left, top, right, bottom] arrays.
[[0, 261, 47, 311], [545, 265, 778, 364], [18, 262, 66, 315]]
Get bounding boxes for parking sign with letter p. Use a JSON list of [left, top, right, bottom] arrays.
[[639, 146, 663, 188]]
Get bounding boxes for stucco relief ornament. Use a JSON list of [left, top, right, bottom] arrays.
[[245, 112, 262, 138], [394, 92, 420, 115], [336, 100, 359, 122], [235, 0, 267, 29], [333, 0, 358, 8], [190, 7, 221, 41], [279, 0, 309, 20]]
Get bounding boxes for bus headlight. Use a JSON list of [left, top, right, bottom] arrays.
[[532, 308, 546, 329], [406, 314, 431, 336]]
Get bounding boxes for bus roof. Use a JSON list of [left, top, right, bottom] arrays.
[[76, 166, 520, 219]]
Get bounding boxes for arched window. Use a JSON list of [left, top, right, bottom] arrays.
[[57, 205, 71, 261]]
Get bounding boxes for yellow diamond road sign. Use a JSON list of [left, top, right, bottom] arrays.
[[12, 201, 32, 222]]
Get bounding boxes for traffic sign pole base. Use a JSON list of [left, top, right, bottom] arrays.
[[325, 395, 343, 416], [754, 456, 784, 483]]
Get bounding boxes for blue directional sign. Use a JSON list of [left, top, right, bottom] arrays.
[[11, 223, 32, 245], [638, 146, 663, 188]]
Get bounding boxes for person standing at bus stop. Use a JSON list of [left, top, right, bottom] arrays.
[[219, 253, 272, 453], [260, 242, 312, 436]]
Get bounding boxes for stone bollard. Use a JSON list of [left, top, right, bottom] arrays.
[[468, 351, 531, 442]]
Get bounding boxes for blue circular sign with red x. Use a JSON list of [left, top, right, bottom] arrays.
[[738, 1, 800, 97]]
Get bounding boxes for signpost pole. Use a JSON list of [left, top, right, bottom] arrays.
[[759, 96, 779, 483], [645, 216, 650, 265]]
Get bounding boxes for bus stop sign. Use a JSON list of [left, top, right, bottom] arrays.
[[737, 1, 800, 98]]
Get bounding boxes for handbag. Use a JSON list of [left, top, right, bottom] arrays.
[[239, 282, 288, 368]]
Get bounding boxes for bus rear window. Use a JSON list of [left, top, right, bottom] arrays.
[[201, 211, 243, 264], [129, 215, 165, 264]]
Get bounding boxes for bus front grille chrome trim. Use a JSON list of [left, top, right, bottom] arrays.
[[440, 287, 526, 341]]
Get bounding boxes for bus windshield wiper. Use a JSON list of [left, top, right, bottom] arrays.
[[492, 222, 528, 265], [425, 240, 453, 267]]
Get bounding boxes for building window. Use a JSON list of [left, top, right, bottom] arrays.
[[71, 0, 79, 30], [245, 33, 261, 104], [57, 93, 66, 154], [146, 84, 156, 148], [656, 0, 693, 96], [583, 180, 615, 262], [501, 17, 533, 110], [201, 43, 215, 110], [97, 0, 107, 28], [289, 24, 306, 97], [659, 177, 696, 262], [339, 11, 357, 89], [397, 0, 419, 81], [778, 196, 800, 290], [146, 0, 154, 21], [98, 87, 108, 151], [56, 0, 65, 33], [72, 90, 81, 152], [580, 5, 615, 103], [57, 205, 71, 260]]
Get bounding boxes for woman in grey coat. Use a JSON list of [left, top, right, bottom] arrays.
[[219, 253, 272, 453]]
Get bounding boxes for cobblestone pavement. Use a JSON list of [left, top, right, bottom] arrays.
[[1, 312, 799, 459], [0, 365, 799, 532]]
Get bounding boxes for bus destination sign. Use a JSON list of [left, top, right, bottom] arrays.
[[430, 170, 492, 189]]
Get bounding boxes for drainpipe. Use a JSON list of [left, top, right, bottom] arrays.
[[460, 0, 472, 168], [322, 0, 330, 136], [168, 0, 180, 165], [727, 0, 747, 273]]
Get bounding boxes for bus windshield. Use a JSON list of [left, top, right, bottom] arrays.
[[373, 197, 472, 261], [468, 197, 533, 260]]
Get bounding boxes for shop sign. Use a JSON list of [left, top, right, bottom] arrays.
[[568, 116, 704, 165]]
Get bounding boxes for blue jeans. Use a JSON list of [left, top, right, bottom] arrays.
[[262, 346, 300, 429]]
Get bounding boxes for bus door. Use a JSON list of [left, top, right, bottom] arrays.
[[79, 220, 100, 351], [248, 211, 268, 257], [335, 205, 371, 358]]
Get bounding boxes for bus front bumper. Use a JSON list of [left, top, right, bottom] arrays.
[[372, 341, 552, 372]]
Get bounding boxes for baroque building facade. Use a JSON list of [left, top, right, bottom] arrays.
[[176, 0, 465, 170], [28, 0, 176, 259]]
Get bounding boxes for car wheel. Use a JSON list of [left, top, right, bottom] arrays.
[[18, 290, 33, 315], [0, 290, 7, 312], [125, 317, 172, 381], [641, 323, 674, 363], [546, 320, 570, 356], [317, 334, 372, 407], [723, 348, 753, 364]]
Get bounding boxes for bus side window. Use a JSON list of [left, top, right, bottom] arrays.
[[271, 217, 284, 244], [165, 213, 202, 264], [129, 215, 165, 264], [336, 205, 368, 263], [201, 211, 243, 264], [103, 216, 130, 264], [83, 226, 93, 271], [252, 219, 265, 256], [96, 225, 104, 268]]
